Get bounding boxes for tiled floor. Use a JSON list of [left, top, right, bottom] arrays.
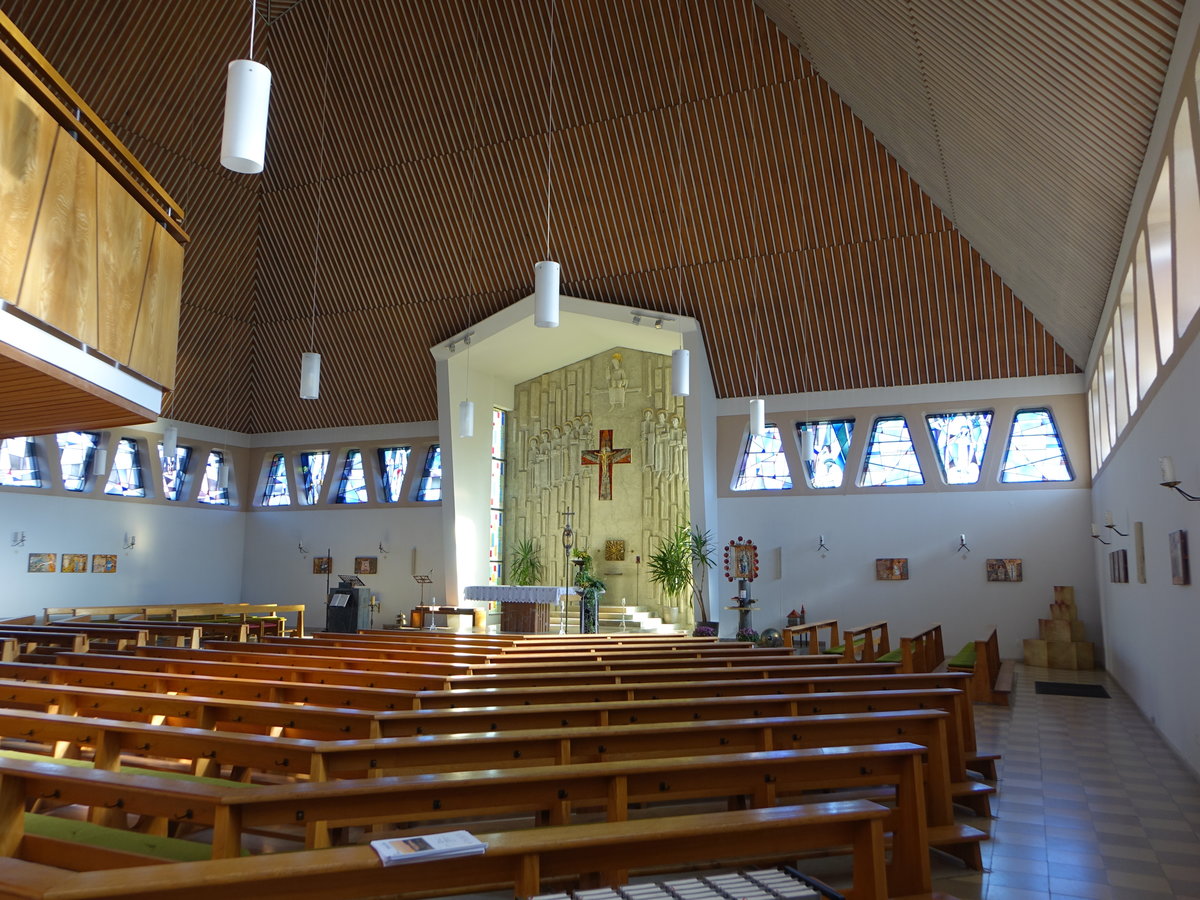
[[928, 664, 1200, 900]]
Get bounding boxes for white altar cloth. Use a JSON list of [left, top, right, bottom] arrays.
[[463, 585, 571, 604]]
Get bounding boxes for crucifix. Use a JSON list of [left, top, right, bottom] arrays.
[[581, 429, 631, 500]]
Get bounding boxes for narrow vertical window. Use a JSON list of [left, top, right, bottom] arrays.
[[796, 419, 854, 489], [300, 451, 330, 504], [415, 445, 442, 501], [490, 410, 507, 584], [57, 432, 98, 491], [261, 453, 291, 506], [104, 438, 145, 497], [861, 417, 924, 486], [0, 437, 40, 488], [925, 411, 992, 485], [335, 449, 368, 503], [1000, 408, 1073, 482], [732, 425, 792, 491], [197, 451, 230, 505], [158, 443, 192, 502], [378, 446, 411, 502]]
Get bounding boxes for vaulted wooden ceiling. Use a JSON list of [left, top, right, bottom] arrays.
[[2, 0, 1183, 433]]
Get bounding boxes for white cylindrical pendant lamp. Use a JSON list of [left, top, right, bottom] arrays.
[[749, 398, 766, 437], [162, 426, 178, 459], [671, 348, 690, 397], [459, 400, 475, 438], [300, 352, 321, 400], [221, 59, 272, 174], [93, 447, 107, 477], [534, 260, 560, 327], [218, 462, 230, 490]]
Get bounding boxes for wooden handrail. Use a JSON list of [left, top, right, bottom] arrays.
[[0, 10, 187, 244]]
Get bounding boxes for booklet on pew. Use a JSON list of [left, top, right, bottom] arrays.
[[370, 830, 487, 866]]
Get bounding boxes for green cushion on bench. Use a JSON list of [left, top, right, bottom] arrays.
[[948, 642, 977, 669], [823, 636, 868, 655], [24, 813, 216, 862], [0, 749, 254, 788], [875, 648, 902, 663]]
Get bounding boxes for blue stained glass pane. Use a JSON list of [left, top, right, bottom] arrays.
[[378, 447, 411, 503], [490, 458, 505, 508], [861, 417, 924, 486], [336, 449, 368, 503], [488, 562, 502, 586], [300, 451, 330, 504], [158, 443, 192, 502], [416, 445, 442, 501], [104, 438, 145, 497], [1, 437, 41, 488], [1001, 408, 1073, 482], [926, 411, 993, 485], [797, 419, 854, 489], [732, 425, 793, 491], [198, 451, 229, 505], [491, 409, 506, 457], [261, 453, 291, 506], [57, 432, 97, 491]]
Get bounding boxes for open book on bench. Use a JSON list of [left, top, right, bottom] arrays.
[[370, 830, 487, 866]]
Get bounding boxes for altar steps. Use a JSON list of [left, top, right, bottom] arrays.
[[552, 601, 682, 635]]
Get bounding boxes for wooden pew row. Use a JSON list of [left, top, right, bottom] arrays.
[[891, 624, 946, 674], [832, 622, 890, 663], [781, 619, 840, 652], [0, 640, 18, 664], [0, 801, 891, 900], [129, 646, 475, 679], [261, 638, 496, 665], [0, 629, 88, 656], [2, 625, 147, 654], [43, 604, 306, 639], [55, 621, 210, 649], [0, 704, 984, 866], [947, 626, 1014, 707], [0, 743, 930, 895]]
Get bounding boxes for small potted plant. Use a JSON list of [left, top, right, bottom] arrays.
[[735, 627, 760, 643]]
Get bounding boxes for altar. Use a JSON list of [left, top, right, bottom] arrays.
[[462, 585, 571, 633]]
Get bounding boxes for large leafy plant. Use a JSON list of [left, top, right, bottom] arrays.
[[647, 523, 693, 607], [508, 538, 544, 586]]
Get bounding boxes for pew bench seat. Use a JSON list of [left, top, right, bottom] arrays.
[[947, 628, 1014, 707], [23, 814, 214, 863]]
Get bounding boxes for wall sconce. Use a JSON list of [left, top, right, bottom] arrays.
[[1090, 524, 1111, 545], [10, 531, 25, 547], [298, 541, 309, 557], [123, 534, 136, 550], [956, 533, 970, 553], [1160, 456, 1200, 500], [816, 534, 830, 557], [1104, 511, 1128, 536], [378, 541, 390, 557]]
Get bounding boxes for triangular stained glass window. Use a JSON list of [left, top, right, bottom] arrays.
[[197, 451, 230, 505], [261, 453, 291, 506], [336, 450, 368, 503], [415, 445, 442, 502], [1000, 408, 1073, 482], [57, 432, 98, 492], [104, 438, 145, 497], [861, 417, 924, 486], [300, 451, 330, 504], [926, 411, 992, 485], [378, 447, 411, 503], [732, 425, 792, 491], [158, 443, 192, 501], [0, 437, 40, 488], [797, 419, 854, 489]]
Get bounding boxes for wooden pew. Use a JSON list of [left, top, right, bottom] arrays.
[[11, 624, 148, 652], [947, 626, 1014, 706], [832, 622, 890, 663], [0, 628, 89, 660], [54, 621, 203, 650], [130, 646, 474, 679], [43, 604, 306, 639], [883, 623, 945, 673], [782, 618, 839, 652], [0, 801, 891, 900]]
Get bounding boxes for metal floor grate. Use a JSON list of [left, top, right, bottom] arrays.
[[531, 866, 838, 900]]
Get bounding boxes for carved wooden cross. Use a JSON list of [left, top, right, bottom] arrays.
[[581, 429, 631, 500]]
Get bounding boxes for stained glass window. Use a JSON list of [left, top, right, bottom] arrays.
[[57, 432, 98, 491], [490, 410, 506, 584], [1000, 408, 1073, 482], [335, 449, 368, 503], [861, 417, 924, 486], [378, 446, 411, 503], [158, 443, 192, 502], [415, 445, 442, 502], [300, 451, 330, 504], [0, 437, 40, 488], [197, 451, 229, 505], [104, 438, 145, 497], [261, 453, 291, 506], [796, 419, 854, 489], [926, 411, 993, 485], [732, 425, 793, 491]]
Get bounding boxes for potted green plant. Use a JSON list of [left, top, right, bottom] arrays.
[[688, 525, 715, 625], [508, 538, 544, 586], [572, 550, 604, 634]]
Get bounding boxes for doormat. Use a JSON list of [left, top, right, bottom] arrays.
[[1035, 681, 1110, 698]]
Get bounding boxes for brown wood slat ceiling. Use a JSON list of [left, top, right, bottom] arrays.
[[3, 0, 1165, 433]]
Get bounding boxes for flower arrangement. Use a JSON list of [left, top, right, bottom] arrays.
[[735, 627, 760, 643], [692, 624, 717, 638]]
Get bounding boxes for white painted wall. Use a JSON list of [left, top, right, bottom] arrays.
[[0, 491, 246, 617], [1091, 328, 1200, 777]]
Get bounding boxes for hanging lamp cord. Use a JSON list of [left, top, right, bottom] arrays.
[[543, 0, 556, 259], [308, 2, 330, 354]]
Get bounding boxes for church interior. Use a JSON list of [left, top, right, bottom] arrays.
[[1, 1, 1200, 898]]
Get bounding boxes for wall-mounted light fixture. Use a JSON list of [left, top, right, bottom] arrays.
[[10, 531, 25, 547], [123, 534, 136, 550], [1160, 456, 1200, 500], [1090, 523, 1111, 545], [816, 534, 830, 553], [956, 533, 970, 553], [1104, 511, 1129, 536]]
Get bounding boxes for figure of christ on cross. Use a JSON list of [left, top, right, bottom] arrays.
[[581, 429, 631, 500]]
